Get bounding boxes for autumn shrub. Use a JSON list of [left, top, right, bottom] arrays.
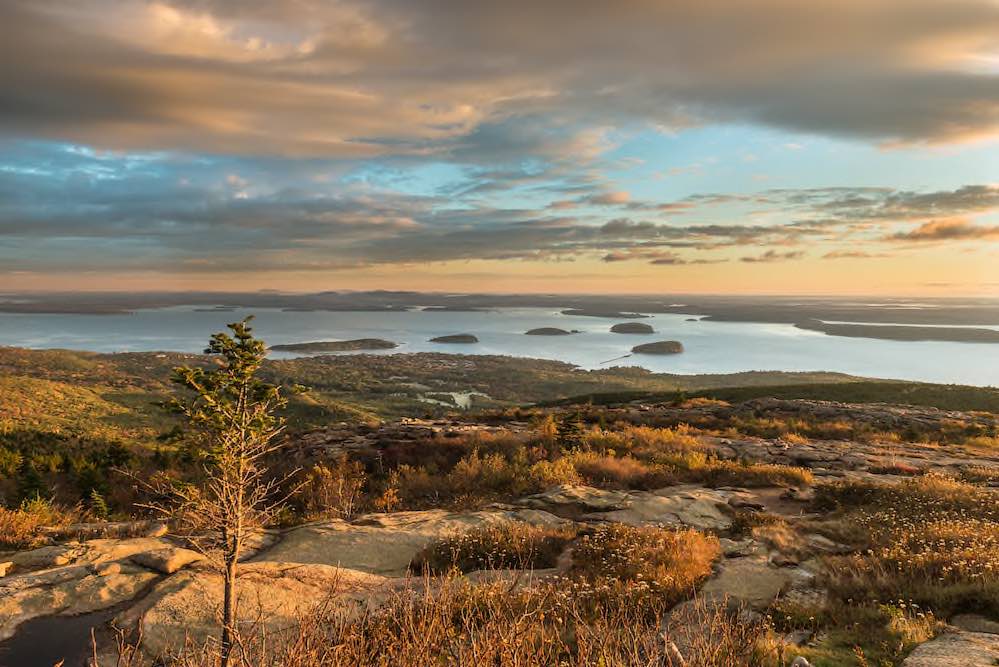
[[567, 451, 671, 489], [527, 457, 582, 488], [387, 464, 448, 506], [0, 446, 22, 478], [0, 497, 85, 549], [570, 524, 719, 614], [447, 449, 536, 500], [410, 522, 577, 573], [690, 460, 814, 488], [653, 451, 813, 488], [298, 457, 368, 520]]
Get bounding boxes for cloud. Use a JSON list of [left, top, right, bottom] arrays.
[[822, 250, 891, 259], [740, 250, 806, 263], [1, 142, 995, 278], [0, 0, 997, 158], [585, 191, 631, 206], [887, 218, 999, 242], [601, 249, 724, 265]]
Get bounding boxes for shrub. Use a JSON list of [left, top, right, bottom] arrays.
[[388, 465, 446, 506], [0, 446, 22, 478], [567, 451, 671, 489], [0, 497, 84, 549], [528, 457, 582, 488], [654, 453, 814, 488], [571, 524, 719, 612], [411, 522, 577, 573], [691, 461, 814, 488], [298, 457, 367, 520]]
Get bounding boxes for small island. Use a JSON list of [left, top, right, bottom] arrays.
[[429, 334, 479, 344], [422, 306, 489, 312], [270, 339, 399, 352], [525, 327, 578, 336], [631, 340, 684, 355], [561, 309, 649, 319], [610, 322, 655, 334]]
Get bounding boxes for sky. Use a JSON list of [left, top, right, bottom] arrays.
[[1, 0, 998, 296]]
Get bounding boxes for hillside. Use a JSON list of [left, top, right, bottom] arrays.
[[2, 345, 999, 665]]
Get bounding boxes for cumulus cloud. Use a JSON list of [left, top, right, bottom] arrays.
[[1, 0, 997, 158]]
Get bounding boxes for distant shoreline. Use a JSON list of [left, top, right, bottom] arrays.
[[795, 320, 999, 344], [2, 291, 999, 346]]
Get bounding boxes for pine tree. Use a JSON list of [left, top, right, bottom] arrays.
[[157, 318, 292, 667]]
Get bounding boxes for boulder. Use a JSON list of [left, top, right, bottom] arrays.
[[0, 562, 158, 641], [902, 631, 999, 666], [951, 614, 999, 635], [700, 557, 792, 610], [132, 547, 204, 574], [516, 484, 733, 531], [517, 485, 634, 513], [5, 537, 175, 574], [124, 563, 393, 659], [255, 508, 568, 576], [587, 487, 733, 531]]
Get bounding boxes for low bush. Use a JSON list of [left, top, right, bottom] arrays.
[[567, 451, 672, 489], [570, 524, 719, 613], [297, 457, 368, 521], [410, 522, 577, 574], [0, 497, 85, 549]]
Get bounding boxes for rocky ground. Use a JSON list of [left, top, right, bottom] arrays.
[[2, 398, 998, 666]]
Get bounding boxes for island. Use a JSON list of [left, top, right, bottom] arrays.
[[610, 322, 655, 334], [429, 334, 479, 344], [422, 306, 490, 312], [270, 339, 399, 352], [631, 340, 684, 355], [525, 327, 578, 336], [561, 309, 649, 319], [795, 319, 999, 343]]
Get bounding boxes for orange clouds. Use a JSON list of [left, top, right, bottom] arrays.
[[889, 218, 999, 242]]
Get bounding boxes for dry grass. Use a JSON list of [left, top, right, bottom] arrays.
[[570, 524, 720, 614], [655, 451, 814, 489], [816, 474, 999, 617], [959, 464, 999, 486], [769, 598, 940, 666], [567, 451, 672, 489], [102, 576, 774, 667], [410, 522, 577, 574], [0, 497, 85, 549]]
